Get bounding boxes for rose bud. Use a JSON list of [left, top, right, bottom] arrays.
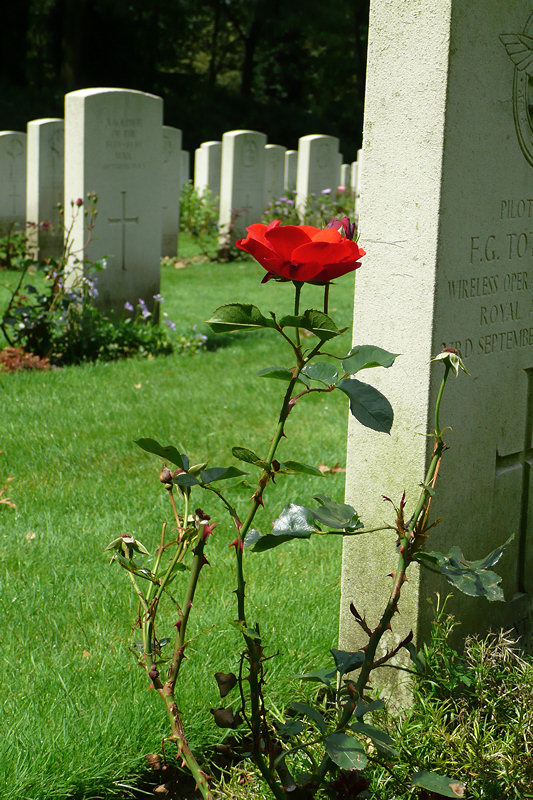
[[159, 466, 173, 486], [214, 672, 238, 698]]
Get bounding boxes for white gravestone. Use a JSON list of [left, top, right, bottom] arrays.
[[340, 0, 533, 665], [350, 160, 358, 196], [0, 131, 26, 235], [26, 118, 64, 259], [284, 149, 298, 192], [64, 88, 163, 314], [161, 125, 182, 258], [194, 140, 222, 204], [340, 163, 351, 190], [264, 144, 286, 205], [296, 134, 340, 217], [181, 150, 190, 190], [218, 129, 267, 243]]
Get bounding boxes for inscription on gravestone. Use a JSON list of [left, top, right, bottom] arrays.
[[339, 1, 533, 669], [64, 88, 162, 312]]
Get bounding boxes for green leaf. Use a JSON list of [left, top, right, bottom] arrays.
[[324, 733, 367, 770], [243, 529, 261, 548], [411, 770, 465, 798], [135, 438, 187, 470], [207, 303, 275, 333], [255, 366, 310, 386], [331, 648, 365, 674], [289, 702, 326, 734], [350, 722, 398, 756], [354, 698, 386, 717], [280, 460, 323, 476], [296, 668, 335, 686], [301, 361, 339, 384], [272, 504, 317, 536], [173, 472, 198, 487], [337, 378, 394, 434], [275, 719, 304, 738], [312, 495, 363, 531], [279, 309, 341, 341], [200, 466, 247, 484], [231, 446, 265, 466], [414, 537, 512, 602], [247, 505, 317, 552], [342, 345, 398, 374]]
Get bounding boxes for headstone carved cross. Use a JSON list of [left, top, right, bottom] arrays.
[[108, 190, 138, 271], [495, 367, 533, 594], [8, 184, 21, 215]]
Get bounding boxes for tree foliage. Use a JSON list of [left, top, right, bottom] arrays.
[[2, 0, 369, 157]]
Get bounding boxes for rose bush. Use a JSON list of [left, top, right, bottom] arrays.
[[236, 218, 365, 283]]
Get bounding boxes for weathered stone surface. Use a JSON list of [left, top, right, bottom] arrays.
[[218, 129, 267, 243], [0, 131, 26, 235], [340, 0, 533, 670], [161, 125, 182, 258], [26, 118, 64, 259], [64, 87, 163, 313]]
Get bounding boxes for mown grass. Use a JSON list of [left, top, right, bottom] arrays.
[[0, 238, 356, 800]]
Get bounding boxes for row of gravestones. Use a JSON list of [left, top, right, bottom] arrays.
[[0, 87, 361, 315]]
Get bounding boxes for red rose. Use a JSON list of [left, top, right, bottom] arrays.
[[235, 220, 365, 284]]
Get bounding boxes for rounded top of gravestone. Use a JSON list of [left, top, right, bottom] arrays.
[[0, 131, 26, 138], [265, 144, 286, 151], [27, 118, 63, 129], [202, 140, 222, 147], [298, 134, 339, 144], [223, 129, 267, 139], [65, 87, 163, 102], [162, 125, 183, 134]]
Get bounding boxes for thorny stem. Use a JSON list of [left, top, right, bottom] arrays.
[[315, 362, 454, 785], [323, 283, 330, 315]]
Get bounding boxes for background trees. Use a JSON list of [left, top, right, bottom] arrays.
[[1, 0, 369, 159]]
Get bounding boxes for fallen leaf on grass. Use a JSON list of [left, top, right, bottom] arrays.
[[82, 650, 90, 659], [0, 489, 16, 509], [134, 383, 142, 389], [318, 462, 346, 474], [25, 531, 36, 541]]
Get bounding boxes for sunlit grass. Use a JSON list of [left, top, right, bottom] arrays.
[[0, 237, 355, 799]]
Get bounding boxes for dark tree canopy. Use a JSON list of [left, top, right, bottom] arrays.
[[1, 0, 369, 159]]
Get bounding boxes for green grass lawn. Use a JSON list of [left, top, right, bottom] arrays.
[[0, 240, 356, 800]]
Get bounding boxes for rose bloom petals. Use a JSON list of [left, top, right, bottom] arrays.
[[236, 220, 365, 284]]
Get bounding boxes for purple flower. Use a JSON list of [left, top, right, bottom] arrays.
[[163, 314, 176, 331], [138, 298, 151, 319], [321, 188, 331, 195], [153, 293, 164, 303], [124, 301, 134, 312]]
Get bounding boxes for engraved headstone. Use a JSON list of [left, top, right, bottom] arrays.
[[340, 0, 533, 668], [0, 131, 26, 234], [26, 118, 64, 259], [161, 125, 182, 257], [218, 129, 267, 243], [296, 134, 340, 217], [264, 144, 286, 205], [194, 140, 222, 204], [64, 88, 163, 313], [284, 149, 298, 192]]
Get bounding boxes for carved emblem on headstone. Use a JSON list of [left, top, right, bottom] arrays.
[[500, 14, 533, 166]]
